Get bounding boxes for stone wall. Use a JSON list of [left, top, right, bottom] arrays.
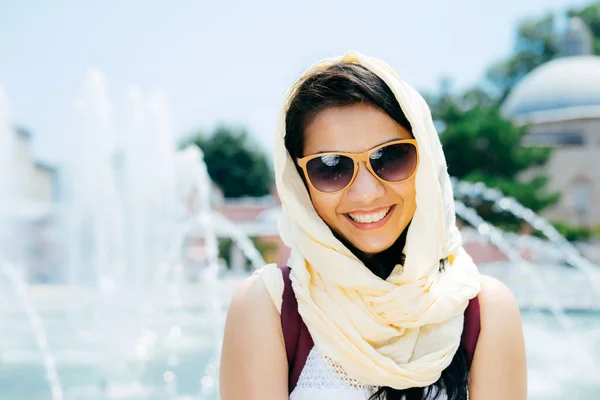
[[526, 117, 600, 227]]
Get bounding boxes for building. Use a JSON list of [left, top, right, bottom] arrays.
[[11, 127, 57, 218], [502, 17, 600, 228], [7, 127, 60, 281]]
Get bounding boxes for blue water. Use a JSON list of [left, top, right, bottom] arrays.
[[0, 284, 599, 399], [522, 310, 600, 400]]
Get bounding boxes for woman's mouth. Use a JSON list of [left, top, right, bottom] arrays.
[[345, 205, 395, 230]]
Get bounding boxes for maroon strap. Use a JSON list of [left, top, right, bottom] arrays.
[[279, 266, 314, 394], [462, 296, 481, 364], [280, 265, 480, 392]]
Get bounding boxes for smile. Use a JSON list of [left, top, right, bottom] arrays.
[[348, 206, 391, 223], [345, 205, 395, 230]]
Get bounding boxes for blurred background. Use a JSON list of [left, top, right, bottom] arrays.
[[1, 0, 600, 399]]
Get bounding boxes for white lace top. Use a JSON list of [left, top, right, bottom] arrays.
[[290, 346, 378, 400], [290, 346, 449, 400], [258, 266, 452, 400]]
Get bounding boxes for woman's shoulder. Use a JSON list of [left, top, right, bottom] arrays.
[[220, 264, 285, 361], [227, 265, 283, 322], [468, 274, 527, 399], [220, 267, 288, 398], [476, 274, 523, 343], [477, 274, 520, 320]]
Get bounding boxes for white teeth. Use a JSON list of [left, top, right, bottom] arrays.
[[348, 207, 391, 223]]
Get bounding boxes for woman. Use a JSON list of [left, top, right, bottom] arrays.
[[220, 52, 527, 399]]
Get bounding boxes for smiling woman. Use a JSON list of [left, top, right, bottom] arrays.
[[219, 52, 527, 400], [296, 105, 417, 257]]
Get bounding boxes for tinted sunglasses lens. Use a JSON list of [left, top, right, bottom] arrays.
[[306, 154, 355, 192], [369, 143, 417, 182]]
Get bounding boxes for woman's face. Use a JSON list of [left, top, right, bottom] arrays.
[[302, 103, 417, 255]]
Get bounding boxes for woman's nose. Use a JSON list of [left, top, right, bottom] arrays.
[[346, 161, 385, 204]]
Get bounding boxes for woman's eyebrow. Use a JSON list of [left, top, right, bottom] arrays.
[[310, 137, 405, 155]]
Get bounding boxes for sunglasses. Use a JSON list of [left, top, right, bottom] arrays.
[[296, 139, 419, 194]]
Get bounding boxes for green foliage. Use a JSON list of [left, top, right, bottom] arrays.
[[218, 238, 234, 267], [486, 14, 559, 99], [184, 125, 273, 198], [431, 3, 600, 231], [217, 237, 277, 269], [252, 238, 278, 264], [568, 2, 600, 54], [440, 106, 550, 182], [486, 3, 600, 98], [436, 103, 559, 230], [549, 220, 592, 242]]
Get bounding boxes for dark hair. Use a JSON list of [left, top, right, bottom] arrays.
[[285, 63, 411, 159], [284, 63, 469, 400]]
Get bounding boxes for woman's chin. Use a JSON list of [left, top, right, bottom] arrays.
[[346, 236, 396, 256]]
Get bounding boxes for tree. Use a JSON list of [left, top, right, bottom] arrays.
[[486, 13, 559, 100], [184, 125, 273, 198], [438, 104, 559, 217], [425, 78, 559, 229], [486, 2, 600, 99], [427, 4, 600, 230], [568, 2, 600, 54]]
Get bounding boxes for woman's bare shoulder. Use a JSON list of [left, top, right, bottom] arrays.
[[477, 274, 524, 342], [223, 273, 284, 352], [468, 274, 527, 399], [220, 273, 288, 399], [478, 274, 519, 314], [230, 273, 278, 315]]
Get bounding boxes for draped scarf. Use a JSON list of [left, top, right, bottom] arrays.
[[274, 51, 480, 389]]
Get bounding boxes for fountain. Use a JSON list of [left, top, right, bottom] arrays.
[[453, 178, 600, 294], [455, 202, 590, 346], [0, 67, 599, 399], [453, 184, 600, 397], [0, 84, 65, 400], [0, 70, 266, 400]]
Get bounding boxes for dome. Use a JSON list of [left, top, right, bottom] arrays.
[[502, 55, 600, 118]]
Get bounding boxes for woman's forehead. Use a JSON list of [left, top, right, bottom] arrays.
[[303, 103, 412, 156]]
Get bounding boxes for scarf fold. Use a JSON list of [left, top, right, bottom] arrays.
[[274, 51, 480, 389]]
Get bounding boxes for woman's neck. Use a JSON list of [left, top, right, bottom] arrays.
[[334, 229, 408, 280]]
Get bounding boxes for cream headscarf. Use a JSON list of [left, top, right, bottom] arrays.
[[274, 51, 480, 389]]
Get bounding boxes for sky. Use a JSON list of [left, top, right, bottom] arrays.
[[0, 0, 594, 164]]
